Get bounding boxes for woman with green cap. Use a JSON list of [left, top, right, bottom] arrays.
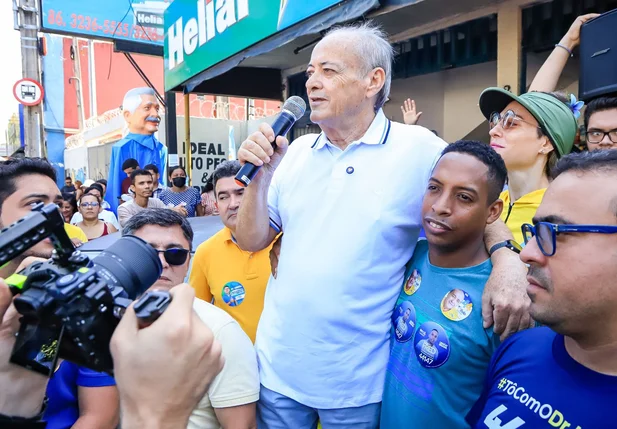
[[478, 88, 579, 244]]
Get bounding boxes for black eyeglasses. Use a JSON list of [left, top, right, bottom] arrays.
[[489, 110, 542, 132], [586, 129, 617, 144], [153, 248, 190, 266], [521, 222, 617, 256]]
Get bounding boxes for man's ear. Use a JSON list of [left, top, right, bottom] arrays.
[[123, 109, 132, 123], [129, 184, 135, 194], [365, 67, 386, 101], [486, 198, 504, 225]]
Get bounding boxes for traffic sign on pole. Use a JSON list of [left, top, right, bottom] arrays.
[[13, 78, 44, 106]]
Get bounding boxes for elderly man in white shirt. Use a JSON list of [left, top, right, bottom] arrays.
[[236, 21, 532, 429]]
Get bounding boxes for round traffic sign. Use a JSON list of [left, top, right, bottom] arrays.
[[13, 78, 44, 106]]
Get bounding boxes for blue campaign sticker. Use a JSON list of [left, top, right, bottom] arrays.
[[440, 289, 473, 322], [413, 321, 450, 368], [403, 268, 422, 296], [221, 281, 245, 307], [391, 301, 417, 343]]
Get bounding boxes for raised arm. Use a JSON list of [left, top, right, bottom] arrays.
[[235, 123, 288, 252], [528, 14, 599, 93]]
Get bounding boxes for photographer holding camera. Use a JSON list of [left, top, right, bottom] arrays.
[[0, 157, 119, 428], [0, 158, 225, 428]]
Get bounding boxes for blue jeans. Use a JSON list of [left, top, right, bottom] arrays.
[[257, 385, 381, 429]]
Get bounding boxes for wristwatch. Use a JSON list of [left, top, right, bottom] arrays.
[[489, 239, 522, 256]]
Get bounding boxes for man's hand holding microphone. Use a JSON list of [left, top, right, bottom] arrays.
[[234, 97, 305, 253], [235, 96, 306, 187]]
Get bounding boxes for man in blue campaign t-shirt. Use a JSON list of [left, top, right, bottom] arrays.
[[381, 141, 508, 428], [44, 361, 118, 429], [466, 151, 617, 429]]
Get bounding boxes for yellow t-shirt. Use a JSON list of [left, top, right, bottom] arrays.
[[64, 223, 88, 243], [189, 227, 272, 343], [499, 188, 546, 245]]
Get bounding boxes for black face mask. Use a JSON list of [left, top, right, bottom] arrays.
[[172, 177, 186, 187]]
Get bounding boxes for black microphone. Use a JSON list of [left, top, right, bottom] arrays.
[[235, 96, 306, 187]]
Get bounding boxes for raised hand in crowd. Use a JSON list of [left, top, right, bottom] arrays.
[[401, 98, 423, 125], [529, 13, 599, 93]]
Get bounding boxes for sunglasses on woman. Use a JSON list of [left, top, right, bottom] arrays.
[[153, 247, 190, 266], [489, 110, 542, 132], [521, 222, 617, 256]]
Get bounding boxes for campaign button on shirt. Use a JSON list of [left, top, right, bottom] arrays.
[[392, 301, 416, 343], [403, 268, 422, 296], [414, 321, 450, 368], [222, 281, 246, 307], [440, 289, 473, 322]]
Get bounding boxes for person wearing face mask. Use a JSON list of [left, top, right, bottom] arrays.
[[159, 166, 203, 217], [478, 88, 578, 245], [105, 88, 168, 215]]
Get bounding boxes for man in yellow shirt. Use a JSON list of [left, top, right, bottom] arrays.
[[189, 161, 273, 342]]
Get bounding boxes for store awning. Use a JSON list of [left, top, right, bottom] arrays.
[[164, 0, 380, 97]]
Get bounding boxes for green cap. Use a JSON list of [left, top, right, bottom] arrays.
[[478, 88, 578, 158]]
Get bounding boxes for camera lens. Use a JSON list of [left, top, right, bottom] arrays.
[[92, 235, 162, 299]]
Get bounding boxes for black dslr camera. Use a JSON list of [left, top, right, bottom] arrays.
[[0, 203, 171, 376]]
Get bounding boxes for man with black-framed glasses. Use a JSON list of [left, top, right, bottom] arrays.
[[122, 209, 260, 429], [467, 150, 617, 429]]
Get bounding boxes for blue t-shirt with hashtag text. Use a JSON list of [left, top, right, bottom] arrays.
[[467, 327, 617, 429], [381, 240, 500, 428]]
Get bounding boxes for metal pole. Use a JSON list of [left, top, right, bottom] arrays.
[[184, 93, 192, 185], [88, 40, 97, 117], [165, 91, 177, 180], [18, 0, 43, 158], [70, 38, 85, 130]]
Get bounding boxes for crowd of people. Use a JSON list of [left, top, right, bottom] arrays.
[[1, 10, 617, 429]]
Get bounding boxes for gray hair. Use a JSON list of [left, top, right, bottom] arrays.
[[322, 22, 393, 111], [122, 208, 194, 251], [122, 87, 157, 114]]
